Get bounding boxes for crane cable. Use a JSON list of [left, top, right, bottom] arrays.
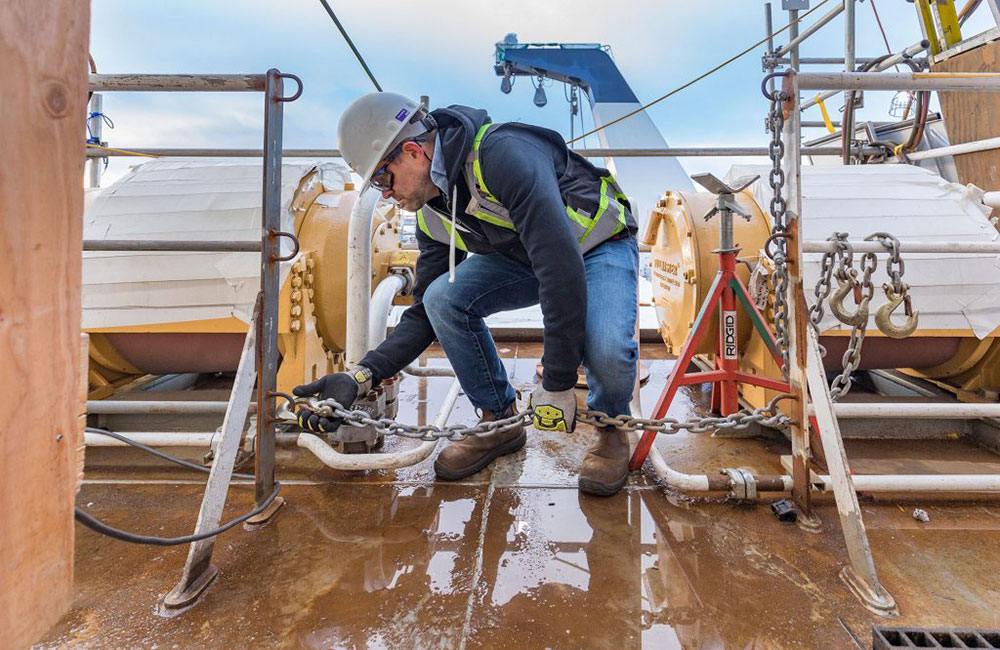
[[565, 0, 832, 145], [317, 0, 382, 92]]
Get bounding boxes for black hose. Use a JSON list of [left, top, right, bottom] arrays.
[[77, 427, 279, 545], [74, 484, 280, 546]]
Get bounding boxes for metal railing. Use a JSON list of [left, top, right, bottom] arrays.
[[85, 69, 302, 510]]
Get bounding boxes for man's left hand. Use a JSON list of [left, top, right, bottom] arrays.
[[528, 386, 577, 432]]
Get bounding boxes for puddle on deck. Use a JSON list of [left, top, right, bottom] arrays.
[[39, 344, 1000, 649]]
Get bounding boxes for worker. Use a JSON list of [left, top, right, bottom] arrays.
[[294, 92, 638, 496]]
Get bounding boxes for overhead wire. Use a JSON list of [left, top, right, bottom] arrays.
[[317, 0, 382, 91], [75, 426, 279, 546], [565, 0, 833, 145]]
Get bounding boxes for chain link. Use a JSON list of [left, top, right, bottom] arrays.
[[285, 89, 814, 444], [808, 232, 911, 400], [766, 96, 791, 381], [293, 393, 793, 442]]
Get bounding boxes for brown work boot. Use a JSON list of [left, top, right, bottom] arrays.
[[434, 403, 526, 480], [578, 427, 630, 496]]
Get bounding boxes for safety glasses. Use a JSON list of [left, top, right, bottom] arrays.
[[370, 142, 406, 191], [370, 137, 428, 192]]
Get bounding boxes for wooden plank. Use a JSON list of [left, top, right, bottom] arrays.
[[0, 2, 90, 648], [934, 38, 1000, 204]]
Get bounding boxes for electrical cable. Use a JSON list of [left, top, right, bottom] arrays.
[[868, 0, 899, 71], [565, 0, 832, 145], [75, 427, 278, 546], [74, 485, 280, 546], [317, 0, 382, 92]]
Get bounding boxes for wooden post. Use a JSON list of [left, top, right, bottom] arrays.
[[0, 1, 89, 647]]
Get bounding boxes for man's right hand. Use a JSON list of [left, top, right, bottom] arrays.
[[293, 366, 373, 433]]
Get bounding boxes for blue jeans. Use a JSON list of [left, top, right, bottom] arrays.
[[422, 236, 639, 419]]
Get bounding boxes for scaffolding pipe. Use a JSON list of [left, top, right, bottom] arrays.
[[346, 189, 381, 368], [88, 93, 103, 188], [87, 400, 257, 415], [88, 73, 266, 92], [83, 146, 880, 158], [844, 0, 856, 138], [798, 70, 1000, 91], [297, 378, 461, 471], [906, 135, 1000, 160], [83, 240, 261, 252], [775, 1, 847, 57], [773, 57, 887, 65], [800, 40, 931, 110], [803, 240, 1000, 254]]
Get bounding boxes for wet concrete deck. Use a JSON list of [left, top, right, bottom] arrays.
[[39, 345, 1000, 649]]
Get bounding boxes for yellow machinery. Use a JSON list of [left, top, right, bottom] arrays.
[[85, 163, 415, 399], [646, 184, 1000, 405]]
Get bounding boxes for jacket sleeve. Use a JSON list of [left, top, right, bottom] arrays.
[[479, 132, 585, 391], [360, 227, 465, 381]]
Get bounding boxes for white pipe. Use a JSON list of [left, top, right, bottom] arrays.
[[85, 431, 216, 447], [823, 402, 1000, 418], [368, 274, 407, 348], [802, 240, 1000, 254], [906, 135, 1000, 161], [403, 364, 456, 377], [827, 474, 1000, 492], [643, 442, 715, 491], [297, 378, 462, 471], [983, 191, 1000, 209], [346, 188, 380, 368]]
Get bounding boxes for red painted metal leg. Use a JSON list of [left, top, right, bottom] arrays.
[[630, 272, 726, 470], [718, 253, 739, 415]]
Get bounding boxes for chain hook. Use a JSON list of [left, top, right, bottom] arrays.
[[829, 269, 870, 327], [875, 283, 919, 338]]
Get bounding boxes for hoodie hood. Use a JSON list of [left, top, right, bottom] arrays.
[[428, 105, 491, 190]]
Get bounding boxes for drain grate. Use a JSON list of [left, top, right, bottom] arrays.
[[873, 627, 1000, 649]]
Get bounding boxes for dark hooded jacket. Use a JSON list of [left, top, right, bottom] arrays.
[[360, 105, 636, 392]]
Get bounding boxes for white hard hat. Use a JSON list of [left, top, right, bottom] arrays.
[[337, 92, 430, 187]]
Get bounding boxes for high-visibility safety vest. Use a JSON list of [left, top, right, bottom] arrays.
[[417, 123, 629, 254]]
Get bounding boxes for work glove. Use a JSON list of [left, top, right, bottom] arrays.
[[293, 366, 374, 433], [528, 386, 577, 433]]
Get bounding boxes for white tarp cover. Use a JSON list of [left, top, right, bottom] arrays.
[[726, 164, 1000, 338], [82, 158, 343, 329]]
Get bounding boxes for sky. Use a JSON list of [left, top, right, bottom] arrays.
[[88, 0, 1000, 185]]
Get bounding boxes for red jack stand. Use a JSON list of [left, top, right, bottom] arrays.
[[630, 174, 791, 471]]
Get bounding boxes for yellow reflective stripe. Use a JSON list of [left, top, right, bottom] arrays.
[[565, 206, 592, 230], [471, 123, 499, 202], [578, 177, 613, 244], [417, 209, 431, 238], [472, 209, 515, 230], [441, 218, 468, 251]]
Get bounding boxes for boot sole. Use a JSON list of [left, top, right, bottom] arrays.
[[578, 472, 628, 497], [434, 430, 527, 481]]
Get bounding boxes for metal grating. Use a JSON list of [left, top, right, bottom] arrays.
[[873, 627, 1000, 649]]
